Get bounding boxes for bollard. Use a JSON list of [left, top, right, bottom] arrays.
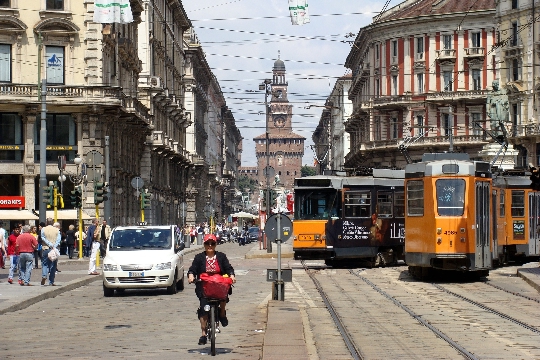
[[197, 233, 203, 245], [184, 234, 190, 248]]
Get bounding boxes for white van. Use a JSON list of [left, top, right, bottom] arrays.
[[102, 225, 185, 296]]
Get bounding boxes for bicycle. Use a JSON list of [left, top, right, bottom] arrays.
[[195, 274, 233, 356]]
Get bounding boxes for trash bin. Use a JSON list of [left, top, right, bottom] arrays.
[[197, 233, 203, 245], [184, 234, 190, 248]]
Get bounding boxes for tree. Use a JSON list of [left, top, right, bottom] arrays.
[[238, 175, 258, 194], [301, 165, 317, 177]]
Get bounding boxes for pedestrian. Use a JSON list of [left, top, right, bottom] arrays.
[[74, 226, 86, 256], [85, 219, 98, 257], [16, 225, 38, 286], [190, 226, 196, 244], [30, 225, 40, 269], [54, 222, 62, 272], [0, 221, 6, 270], [99, 219, 111, 257], [88, 232, 101, 275], [65, 225, 76, 259], [41, 218, 61, 286], [7, 226, 21, 285]]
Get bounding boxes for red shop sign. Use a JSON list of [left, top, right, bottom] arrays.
[[0, 196, 25, 208]]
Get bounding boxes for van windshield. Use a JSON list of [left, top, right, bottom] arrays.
[[109, 229, 172, 250]]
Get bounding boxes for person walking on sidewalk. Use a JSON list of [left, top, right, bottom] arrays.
[[98, 219, 111, 258], [53, 222, 62, 273], [65, 225, 76, 259], [30, 225, 40, 269], [41, 218, 61, 286], [85, 219, 98, 258], [88, 233, 101, 275], [0, 222, 6, 270], [7, 226, 21, 285], [16, 225, 38, 286]]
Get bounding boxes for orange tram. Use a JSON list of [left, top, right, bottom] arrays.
[[293, 169, 405, 267], [294, 152, 540, 278]]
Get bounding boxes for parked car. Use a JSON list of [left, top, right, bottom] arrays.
[[102, 225, 185, 296], [247, 226, 260, 243]]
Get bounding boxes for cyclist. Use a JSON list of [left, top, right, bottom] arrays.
[[188, 234, 236, 345]]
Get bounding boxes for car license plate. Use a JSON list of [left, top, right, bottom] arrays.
[[129, 271, 144, 277]]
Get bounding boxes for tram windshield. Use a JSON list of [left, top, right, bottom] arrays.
[[294, 189, 341, 220], [436, 179, 465, 216]]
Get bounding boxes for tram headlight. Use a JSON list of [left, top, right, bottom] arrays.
[[436, 228, 442, 235], [437, 237, 442, 244], [314, 234, 320, 240]]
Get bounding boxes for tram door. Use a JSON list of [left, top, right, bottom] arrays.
[[491, 190, 498, 262], [528, 192, 540, 256], [475, 181, 492, 268]]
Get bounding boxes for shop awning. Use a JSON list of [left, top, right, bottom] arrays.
[[46, 210, 92, 220], [0, 210, 39, 220]]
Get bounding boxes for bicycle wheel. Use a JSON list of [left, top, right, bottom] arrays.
[[210, 304, 217, 356]]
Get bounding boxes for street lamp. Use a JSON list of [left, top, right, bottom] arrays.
[[260, 78, 272, 252]]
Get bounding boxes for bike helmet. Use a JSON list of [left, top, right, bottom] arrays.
[[203, 234, 217, 243]]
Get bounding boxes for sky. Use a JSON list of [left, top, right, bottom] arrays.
[[182, 0, 389, 167]]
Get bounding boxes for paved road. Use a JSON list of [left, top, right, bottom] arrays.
[[2, 241, 302, 359]]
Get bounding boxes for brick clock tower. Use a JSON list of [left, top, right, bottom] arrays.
[[254, 58, 305, 193]]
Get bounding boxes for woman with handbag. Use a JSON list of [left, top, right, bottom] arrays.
[[40, 218, 61, 286], [187, 234, 236, 345]]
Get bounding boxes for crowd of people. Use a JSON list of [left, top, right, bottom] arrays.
[[0, 218, 112, 285], [181, 221, 255, 245]]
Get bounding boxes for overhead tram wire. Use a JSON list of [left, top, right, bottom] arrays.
[[189, 11, 381, 22]]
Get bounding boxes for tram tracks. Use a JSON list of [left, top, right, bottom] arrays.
[[302, 262, 540, 359]]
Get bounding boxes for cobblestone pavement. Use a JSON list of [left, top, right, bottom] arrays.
[[1, 242, 304, 359]]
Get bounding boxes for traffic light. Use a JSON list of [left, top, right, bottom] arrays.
[[261, 189, 267, 209], [70, 187, 82, 208], [94, 182, 107, 205], [43, 185, 54, 208], [141, 190, 152, 209]]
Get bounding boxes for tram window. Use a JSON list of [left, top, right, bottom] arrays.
[[407, 180, 424, 216], [394, 191, 405, 217], [499, 190, 505, 217], [511, 190, 525, 217], [435, 179, 465, 216], [377, 192, 393, 218], [344, 191, 371, 218]]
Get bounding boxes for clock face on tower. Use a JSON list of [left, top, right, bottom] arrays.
[[274, 90, 283, 99], [274, 116, 286, 128]]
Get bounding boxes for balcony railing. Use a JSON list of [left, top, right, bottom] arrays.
[[464, 47, 485, 57], [346, 134, 489, 161], [0, 84, 122, 100], [435, 49, 456, 61], [426, 89, 489, 102], [372, 95, 412, 107]]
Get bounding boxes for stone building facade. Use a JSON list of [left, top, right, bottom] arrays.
[[312, 75, 353, 173], [0, 0, 241, 228], [494, 0, 540, 167], [344, 0, 498, 169], [252, 59, 305, 194]]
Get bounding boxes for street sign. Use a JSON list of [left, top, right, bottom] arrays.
[[264, 213, 293, 242], [131, 176, 144, 189], [86, 150, 103, 167], [266, 269, 292, 282]]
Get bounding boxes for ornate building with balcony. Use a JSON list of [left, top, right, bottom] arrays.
[[0, 0, 155, 226], [184, 28, 241, 225], [136, 0, 192, 226], [344, 0, 497, 169], [494, 0, 539, 167], [312, 75, 352, 173]]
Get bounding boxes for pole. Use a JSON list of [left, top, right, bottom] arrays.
[[78, 206, 83, 259], [53, 185, 58, 223], [104, 135, 111, 223], [276, 212, 282, 301], [39, 79, 47, 225], [265, 81, 272, 253]]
